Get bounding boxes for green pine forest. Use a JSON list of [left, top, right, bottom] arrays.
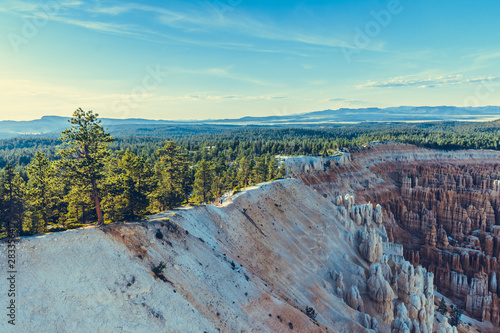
[[1, 108, 500, 238]]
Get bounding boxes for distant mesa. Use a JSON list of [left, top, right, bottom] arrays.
[[0, 106, 499, 139]]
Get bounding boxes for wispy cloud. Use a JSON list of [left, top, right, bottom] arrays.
[[51, 16, 140, 35], [167, 67, 277, 87], [0, 0, 82, 12], [4, 0, 384, 53], [327, 98, 366, 105], [359, 75, 500, 89], [155, 94, 288, 102], [88, 3, 208, 31], [87, 4, 135, 16], [0, 78, 124, 101], [474, 51, 500, 64]]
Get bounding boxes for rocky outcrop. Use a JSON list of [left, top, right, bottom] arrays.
[[350, 203, 383, 227], [435, 314, 458, 333], [389, 162, 500, 326], [367, 263, 395, 323], [391, 303, 413, 333], [331, 271, 345, 298], [335, 190, 438, 330], [360, 313, 379, 332], [396, 261, 434, 327], [346, 285, 364, 311], [465, 272, 500, 324], [358, 227, 384, 263]]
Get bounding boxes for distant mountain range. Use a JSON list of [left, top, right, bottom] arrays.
[[1, 106, 499, 139]]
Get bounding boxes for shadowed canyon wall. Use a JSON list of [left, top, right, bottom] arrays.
[[287, 142, 500, 327]]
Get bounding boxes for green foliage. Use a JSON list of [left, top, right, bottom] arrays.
[[3, 115, 500, 238], [0, 163, 25, 236], [236, 156, 252, 188], [101, 149, 154, 222], [192, 160, 214, 204], [278, 163, 287, 178], [58, 108, 113, 225], [267, 155, 278, 180], [152, 261, 167, 275], [253, 157, 267, 184], [437, 297, 447, 315], [149, 141, 190, 211], [66, 223, 88, 230], [449, 306, 462, 327], [62, 180, 93, 225], [25, 151, 60, 234], [305, 306, 317, 320]]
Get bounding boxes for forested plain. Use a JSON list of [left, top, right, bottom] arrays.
[[1, 109, 500, 238]]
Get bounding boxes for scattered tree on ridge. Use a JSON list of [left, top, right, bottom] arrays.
[[192, 159, 214, 204], [58, 108, 113, 226], [449, 306, 463, 327], [26, 151, 59, 234], [437, 297, 447, 315]]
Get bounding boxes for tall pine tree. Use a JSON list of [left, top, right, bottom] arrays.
[[102, 149, 154, 221], [192, 160, 214, 204], [26, 151, 58, 233], [1, 164, 25, 236], [58, 108, 113, 226], [150, 142, 189, 211]]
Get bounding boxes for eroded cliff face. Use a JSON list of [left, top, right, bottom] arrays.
[[287, 142, 500, 329], [3, 142, 493, 332], [1, 168, 438, 333]]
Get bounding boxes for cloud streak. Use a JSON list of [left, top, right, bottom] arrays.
[[327, 98, 366, 105], [155, 94, 288, 102], [0, 0, 385, 55], [167, 67, 278, 87], [359, 75, 500, 89]]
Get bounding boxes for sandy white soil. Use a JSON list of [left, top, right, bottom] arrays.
[[1, 178, 383, 332]]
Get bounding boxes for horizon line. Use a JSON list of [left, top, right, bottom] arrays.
[[1, 105, 499, 122]]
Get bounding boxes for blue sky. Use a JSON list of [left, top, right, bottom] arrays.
[[0, 0, 499, 120]]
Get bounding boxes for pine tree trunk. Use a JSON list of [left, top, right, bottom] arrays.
[[92, 178, 105, 226], [9, 181, 14, 229], [7, 176, 18, 236], [42, 188, 48, 230]]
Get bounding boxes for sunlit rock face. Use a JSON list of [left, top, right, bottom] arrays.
[[1, 146, 446, 333], [5, 142, 499, 332], [287, 142, 500, 327], [346, 285, 364, 311]]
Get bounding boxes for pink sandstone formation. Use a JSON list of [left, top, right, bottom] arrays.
[[287, 142, 500, 329]]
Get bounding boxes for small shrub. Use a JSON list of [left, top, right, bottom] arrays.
[[305, 306, 317, 320], [437, 297, 447, 315], [67, 223, 87, 230], [449, 306, 463, 327], [155, 230, 164, 239], [49, 226, 68, 232], [152, 261, 167, 276]]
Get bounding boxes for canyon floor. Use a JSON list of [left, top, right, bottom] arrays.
[[2, 142, 499, 332]]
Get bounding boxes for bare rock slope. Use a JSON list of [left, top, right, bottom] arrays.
[[2, 173, 436, 332]]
